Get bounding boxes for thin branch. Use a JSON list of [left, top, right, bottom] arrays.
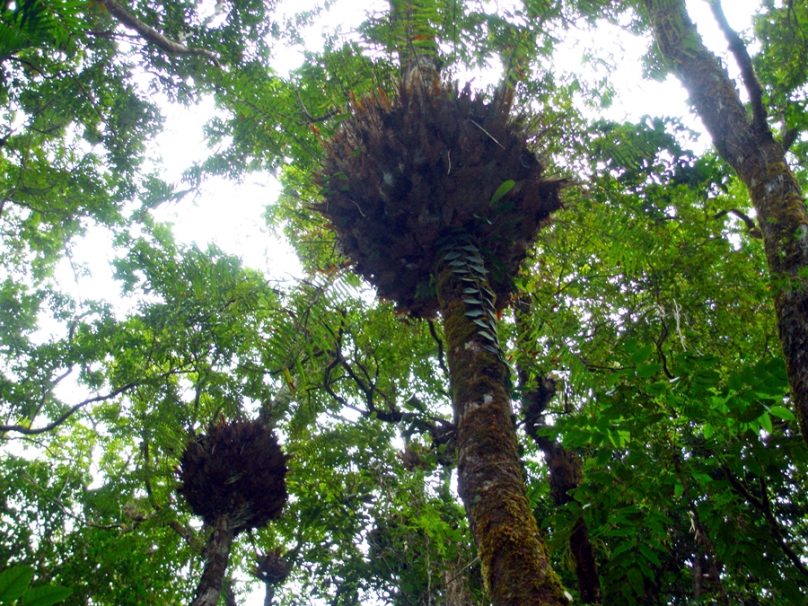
[[468, 119, 505, 149], [782, 126, 799, 151], [0, 381, 140, 435], [756, 475, 808, 578], [713, 208, 762, 238], [655, 321, 676, 380], [708, 0, 770, 136], [100, 0, 220, 65], [724, 468, 808, 578], [427, 319, 449, 380], [295, 89, 339, 124]]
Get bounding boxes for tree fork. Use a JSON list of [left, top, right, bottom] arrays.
[[644, 0, 808, 445], [434, 240, 568, 605]]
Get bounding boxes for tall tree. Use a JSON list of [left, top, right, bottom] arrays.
[[641, 0, 808, 444], [319, 60, 568, 606]]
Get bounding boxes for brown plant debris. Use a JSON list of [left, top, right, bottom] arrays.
[[319, 72, 563, 317], [179, 419, 288, 533]]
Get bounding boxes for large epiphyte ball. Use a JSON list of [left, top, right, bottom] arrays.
[[179, 419, 288, 533], [319, 72, 563, 317]]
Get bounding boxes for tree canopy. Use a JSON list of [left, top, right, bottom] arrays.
[[1, 1, 806, 605]]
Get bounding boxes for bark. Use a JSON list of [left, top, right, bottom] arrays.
[[442, 556, 480, 606], [514, 298, 601, 602], [434, 242, 568, 606], [517, 371, 601, 600], [192, 515, 236, 606], [100, 0, 220, 64], [643, 0, 808, 445], [263, 585, 275, 606], [536, 440, 600, 603]]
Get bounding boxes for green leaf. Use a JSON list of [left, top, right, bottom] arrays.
[[768, 405, 796, 421], [692, 472, 712, 486], [477, 330, 498, 343], [0, 565, 34, 602], [22, 584, 72, 606], [635, 362, 658, 378], [627, 342, 654, 364], [737, 401, 765, 423], [638, 544, 662, 567], [489, 179, 516, 205], [758, 412, 773, 433]]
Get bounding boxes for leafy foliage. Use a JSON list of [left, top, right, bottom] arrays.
[[1, 1, 806, 604]]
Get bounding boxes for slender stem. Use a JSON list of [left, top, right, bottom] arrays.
[[101, 0, 219, 65]]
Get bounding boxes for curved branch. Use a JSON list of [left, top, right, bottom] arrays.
[[427, 319, 449, 383], [0, 381, 139, 435], [100, 0, 220, 65], [724, 468, 808, 578], [713, 208, 763, 238], [708, 1, 769, 136]]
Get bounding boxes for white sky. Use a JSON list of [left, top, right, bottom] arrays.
[[48, 0, 763, 603]]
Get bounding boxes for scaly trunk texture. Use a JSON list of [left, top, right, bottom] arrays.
[[643, 0, 808, 445], [192, 515, 236, 606], [434, 242, 568, 606]]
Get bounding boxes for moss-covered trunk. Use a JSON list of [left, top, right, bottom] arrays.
[[192, 515, 236, 606], [434, 241, 567, 605], [643, 0, 808, 445]]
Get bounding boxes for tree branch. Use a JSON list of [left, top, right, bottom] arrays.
[[713, 208, 762, 238], [724, 468, 808, 578], [100, 0, 220, 65], [427, 319, 450, 381], [0, 381, 140, 435], [708, 1, 770, 136]]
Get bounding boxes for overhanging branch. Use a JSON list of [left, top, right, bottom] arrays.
[[100, 0, 220, 65], [0, 381, 140, 435]]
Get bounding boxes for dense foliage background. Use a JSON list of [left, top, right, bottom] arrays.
[[1, 0, 806, 604]]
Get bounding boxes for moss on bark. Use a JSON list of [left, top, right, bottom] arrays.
[[436, 245, 568, 606]]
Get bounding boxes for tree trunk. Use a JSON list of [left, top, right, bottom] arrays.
[[192, 515, 236, 606], [538, 439, 600, 604], [514, 298, 601, 603], [642, 0, 808, 445], [434, 240, 568, 606]]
